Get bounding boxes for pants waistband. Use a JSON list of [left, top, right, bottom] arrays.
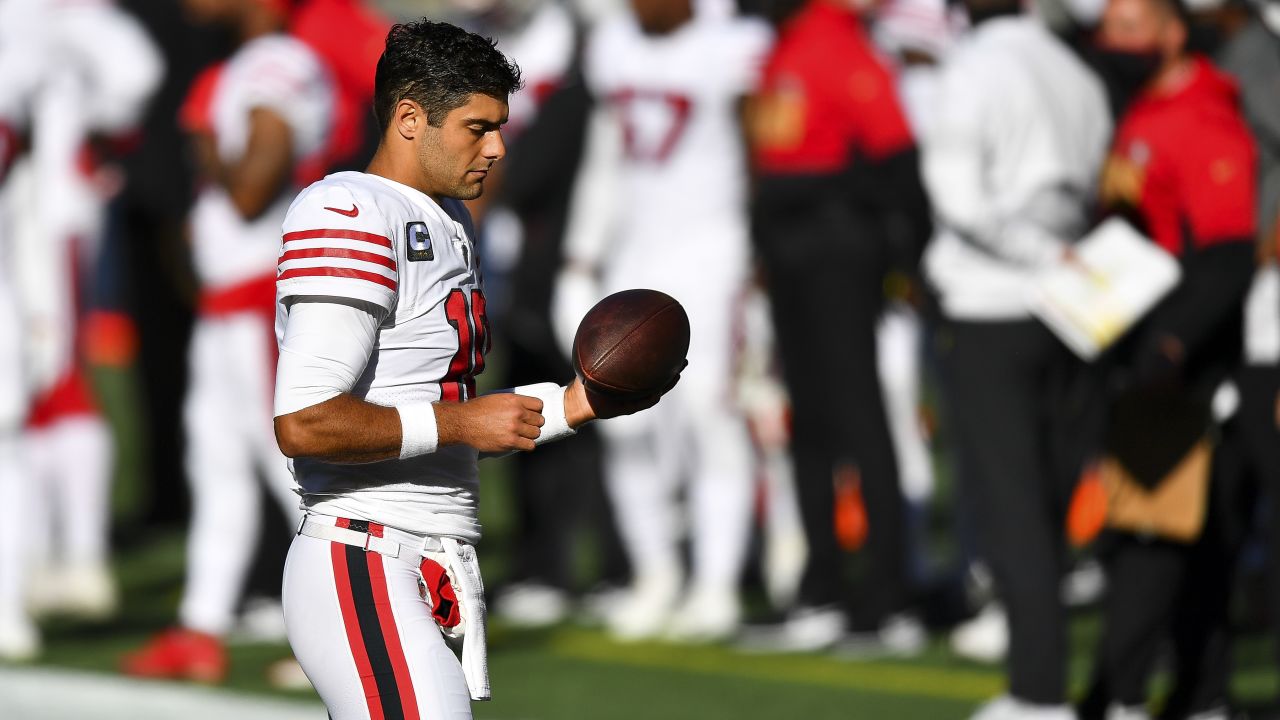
[[297, 513, 444, 564]]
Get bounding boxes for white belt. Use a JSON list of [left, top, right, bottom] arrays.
[[297, 514, 490, 701], [297, 518, 442, 562]]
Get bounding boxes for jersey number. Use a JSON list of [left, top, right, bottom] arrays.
[[609, 89, 693, 164], [440, 288, 489, 402]]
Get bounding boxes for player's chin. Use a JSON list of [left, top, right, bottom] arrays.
[[455, 175, 487, 200]]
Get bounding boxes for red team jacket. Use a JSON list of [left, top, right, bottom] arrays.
[[1103, 56, 1257, 257], [751, 0, 914, 177]]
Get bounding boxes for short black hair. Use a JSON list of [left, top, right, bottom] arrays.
[[373, 20, 522, 131]]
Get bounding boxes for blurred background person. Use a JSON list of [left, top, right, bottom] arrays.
[[553, 0, 772, 642], [16, 0, 164, 623], [443, 0, 621, 629], [0, 0, 43, 661], [871, 0, 954, 605], [734, 284, 810, 610], [291, 0, 391, 176], [873, 0, 954, 133], [1219, 1, 1280, 712], [0, 0, 163, 660], [742, 0, 931, 655], [1082, 0, 1257, 715], [920, 0, 1111, 714], [122, 0, 332, 683]]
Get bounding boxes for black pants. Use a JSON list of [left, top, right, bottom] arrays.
[[754, 196, 907, 627], [938, 319, 1095, 705], [1080, 367, 1274, 719], [1080, 529, 1235, 719], [1234, 366, 1280, 674], [1080, 473, 1240, 720]]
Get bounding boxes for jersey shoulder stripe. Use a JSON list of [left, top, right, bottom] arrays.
[[278, 266, 397, 291], [279, 247, 396, 270], [278, 174, 405, 314], [279, 228, 398, 291], [283, 228, 393, 250]]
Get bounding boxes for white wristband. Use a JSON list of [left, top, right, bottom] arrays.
[[397, 402, 439, 459], [514, 382, 577, 446]]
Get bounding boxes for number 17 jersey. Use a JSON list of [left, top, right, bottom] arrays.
[[274, 170, 490, 542]]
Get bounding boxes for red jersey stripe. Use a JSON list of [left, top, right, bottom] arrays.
[[279, 247, 397, 270], [278, 266, 397, 291], [284, 228, 392, 249]]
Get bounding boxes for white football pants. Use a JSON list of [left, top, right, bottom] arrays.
[[180, 312, 300, 636], [284, 517, 473, 720], [599, 224, 754, 596], [0, 196, 31, 630], [876, 303, 934, 504], [24, 415, 112, 570]]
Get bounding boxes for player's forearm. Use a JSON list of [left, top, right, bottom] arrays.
[[223, 108, 294, 220], [274, 393, 404, 463]]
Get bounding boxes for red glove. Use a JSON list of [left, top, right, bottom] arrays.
[[419, 558, 462, 629]]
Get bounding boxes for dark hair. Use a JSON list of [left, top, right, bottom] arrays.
[[1150, 0, 1190, 26], [373, 20, 522, 131]]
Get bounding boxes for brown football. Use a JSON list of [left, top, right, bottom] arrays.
[[572, 289, 690, 397]]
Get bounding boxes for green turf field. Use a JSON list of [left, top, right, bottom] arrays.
[[28, 522, 997, 719], [9, 365, 1273, 719], [21, 471, 1280, 720]]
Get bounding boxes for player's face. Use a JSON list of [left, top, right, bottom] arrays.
[[1098, 0, 1180, 56], [419, 93, 509, 201]]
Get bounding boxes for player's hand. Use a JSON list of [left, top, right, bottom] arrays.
[[571, 360, 686, 421], [435, 393, 545, 453]]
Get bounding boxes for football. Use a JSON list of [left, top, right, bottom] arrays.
[[572, 289, 690, 397]]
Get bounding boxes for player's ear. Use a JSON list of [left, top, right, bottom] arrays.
[[393, 99, 424, 140]]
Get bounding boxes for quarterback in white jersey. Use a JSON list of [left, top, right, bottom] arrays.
[[554, 0, 771, 641], [277, 171, 492, 542], [273, 21, 675, 719]]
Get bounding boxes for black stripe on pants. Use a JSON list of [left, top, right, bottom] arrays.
[[344, 545, 406, 720]]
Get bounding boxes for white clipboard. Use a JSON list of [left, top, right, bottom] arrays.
[[1028, 217, 1182, 360]]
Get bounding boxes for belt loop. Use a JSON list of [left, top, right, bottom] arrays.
[[422, 535, 443, 555], [363, 533, 373, 552]]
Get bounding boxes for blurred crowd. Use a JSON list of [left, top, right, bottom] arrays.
[[0, 0, 1278, 718]]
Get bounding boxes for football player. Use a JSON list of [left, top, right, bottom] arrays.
[[553, 0, 772, 642], [271, 20, 675, 719], [0, 0, 161, 659]]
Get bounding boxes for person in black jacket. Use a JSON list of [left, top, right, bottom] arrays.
[[1083, 0, 1257, 715]]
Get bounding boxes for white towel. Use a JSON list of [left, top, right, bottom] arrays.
[[440, 537, 490, 701]]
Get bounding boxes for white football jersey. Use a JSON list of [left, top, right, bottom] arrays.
[[275, 171, 490, 541], [584, 12, 771, 229], [191, 34, 333, 291]]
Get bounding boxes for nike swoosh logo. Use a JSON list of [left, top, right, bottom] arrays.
[[324, 204, 359, 217]]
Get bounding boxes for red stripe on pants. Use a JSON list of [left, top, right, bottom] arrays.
[[365, 547, 421, 719], [331, 517, 385, 720]]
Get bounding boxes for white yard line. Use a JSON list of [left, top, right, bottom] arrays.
[[0, 666, 326, 720]]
